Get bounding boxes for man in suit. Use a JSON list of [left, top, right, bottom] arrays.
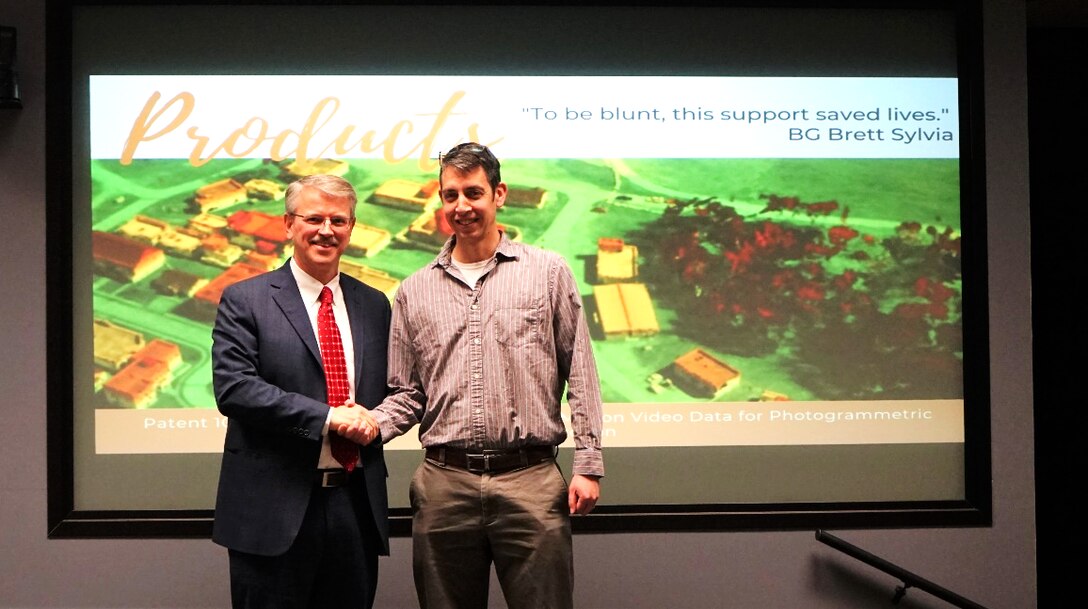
[[211, 174, 391, 609]]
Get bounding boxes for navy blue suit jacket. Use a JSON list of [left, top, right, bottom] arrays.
[[210, 262, 391, 556]]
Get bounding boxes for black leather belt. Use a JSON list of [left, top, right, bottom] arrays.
[[425, 445, 555, 474], [317, 468, 351, 487]]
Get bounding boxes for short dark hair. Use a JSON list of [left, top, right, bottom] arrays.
[[439, 142, 501, 190]]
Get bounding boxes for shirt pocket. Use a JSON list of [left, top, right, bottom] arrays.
[[493, 305, 543, 347]]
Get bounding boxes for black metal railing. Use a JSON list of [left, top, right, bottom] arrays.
[[815, 530, 990, 608]]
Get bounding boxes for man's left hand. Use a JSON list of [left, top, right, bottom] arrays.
[[568, 474, 600, 515]]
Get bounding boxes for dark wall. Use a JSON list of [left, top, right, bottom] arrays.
[[0, 1, 1038, 607], [1027, 25, 1083, 608]]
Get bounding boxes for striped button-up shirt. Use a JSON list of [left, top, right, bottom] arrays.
[[373, 233, 604, 477]]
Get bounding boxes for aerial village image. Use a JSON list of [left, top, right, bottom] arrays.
[[88, 155, 963, 413]]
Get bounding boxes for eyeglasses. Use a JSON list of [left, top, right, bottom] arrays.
[[287, 213, 353, 229], [438, 143, 490, 162]]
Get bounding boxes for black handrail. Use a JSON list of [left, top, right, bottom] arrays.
[[815, 530, 990, 608]]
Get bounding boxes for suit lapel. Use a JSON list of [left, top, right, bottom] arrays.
[[341, 277, 367, 394], [269, 263, 323, 366]]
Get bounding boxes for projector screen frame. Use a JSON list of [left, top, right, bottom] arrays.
[[46, 0, 992, 538]]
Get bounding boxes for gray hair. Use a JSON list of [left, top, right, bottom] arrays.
[[284, 174, 358, 215]]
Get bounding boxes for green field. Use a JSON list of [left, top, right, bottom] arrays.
[[88, 157, 963, 409]]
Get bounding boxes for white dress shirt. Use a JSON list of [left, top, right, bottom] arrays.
[[290, 258, 358, 469]]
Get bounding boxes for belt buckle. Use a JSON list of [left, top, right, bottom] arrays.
[[321, 470, 345, 487], [465, 452, 491, 473]]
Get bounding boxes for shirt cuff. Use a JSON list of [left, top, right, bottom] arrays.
[[370, 411, 393, 445], [572, 447, 604, 478]]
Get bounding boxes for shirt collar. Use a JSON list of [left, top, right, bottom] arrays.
[[289, 257, 342, 304], [434, 231, 519, 269]]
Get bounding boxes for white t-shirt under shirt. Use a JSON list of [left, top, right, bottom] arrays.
[[450, 255, 494, 288]]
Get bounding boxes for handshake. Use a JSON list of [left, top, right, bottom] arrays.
[[329, 402, 380, 445]]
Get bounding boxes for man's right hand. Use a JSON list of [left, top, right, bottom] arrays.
[[329, 403, 379, 445]]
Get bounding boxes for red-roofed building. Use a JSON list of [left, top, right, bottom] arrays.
[[226, 210, 288, 254], [140, 338, 182, 370], [187, 263, 267, 321], [103, 357, 170, 409], [101, 338, 181, 409], [92, 231, 165, 282], [671, 348, 741, 398], [598, 237, 625, 253], [243, 250, 282, 271]]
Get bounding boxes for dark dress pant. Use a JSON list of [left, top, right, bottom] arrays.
[[228, 480, 380, 609]]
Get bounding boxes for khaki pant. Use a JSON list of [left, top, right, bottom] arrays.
[[410, 458, 573, 609]]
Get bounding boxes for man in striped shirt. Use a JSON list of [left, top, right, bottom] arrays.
[[348, 142, 604, 609]]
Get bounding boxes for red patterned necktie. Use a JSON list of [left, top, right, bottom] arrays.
[[318, 286, 358, 472]]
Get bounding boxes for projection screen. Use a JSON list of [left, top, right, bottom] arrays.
[[47, 0, 991, 537]]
